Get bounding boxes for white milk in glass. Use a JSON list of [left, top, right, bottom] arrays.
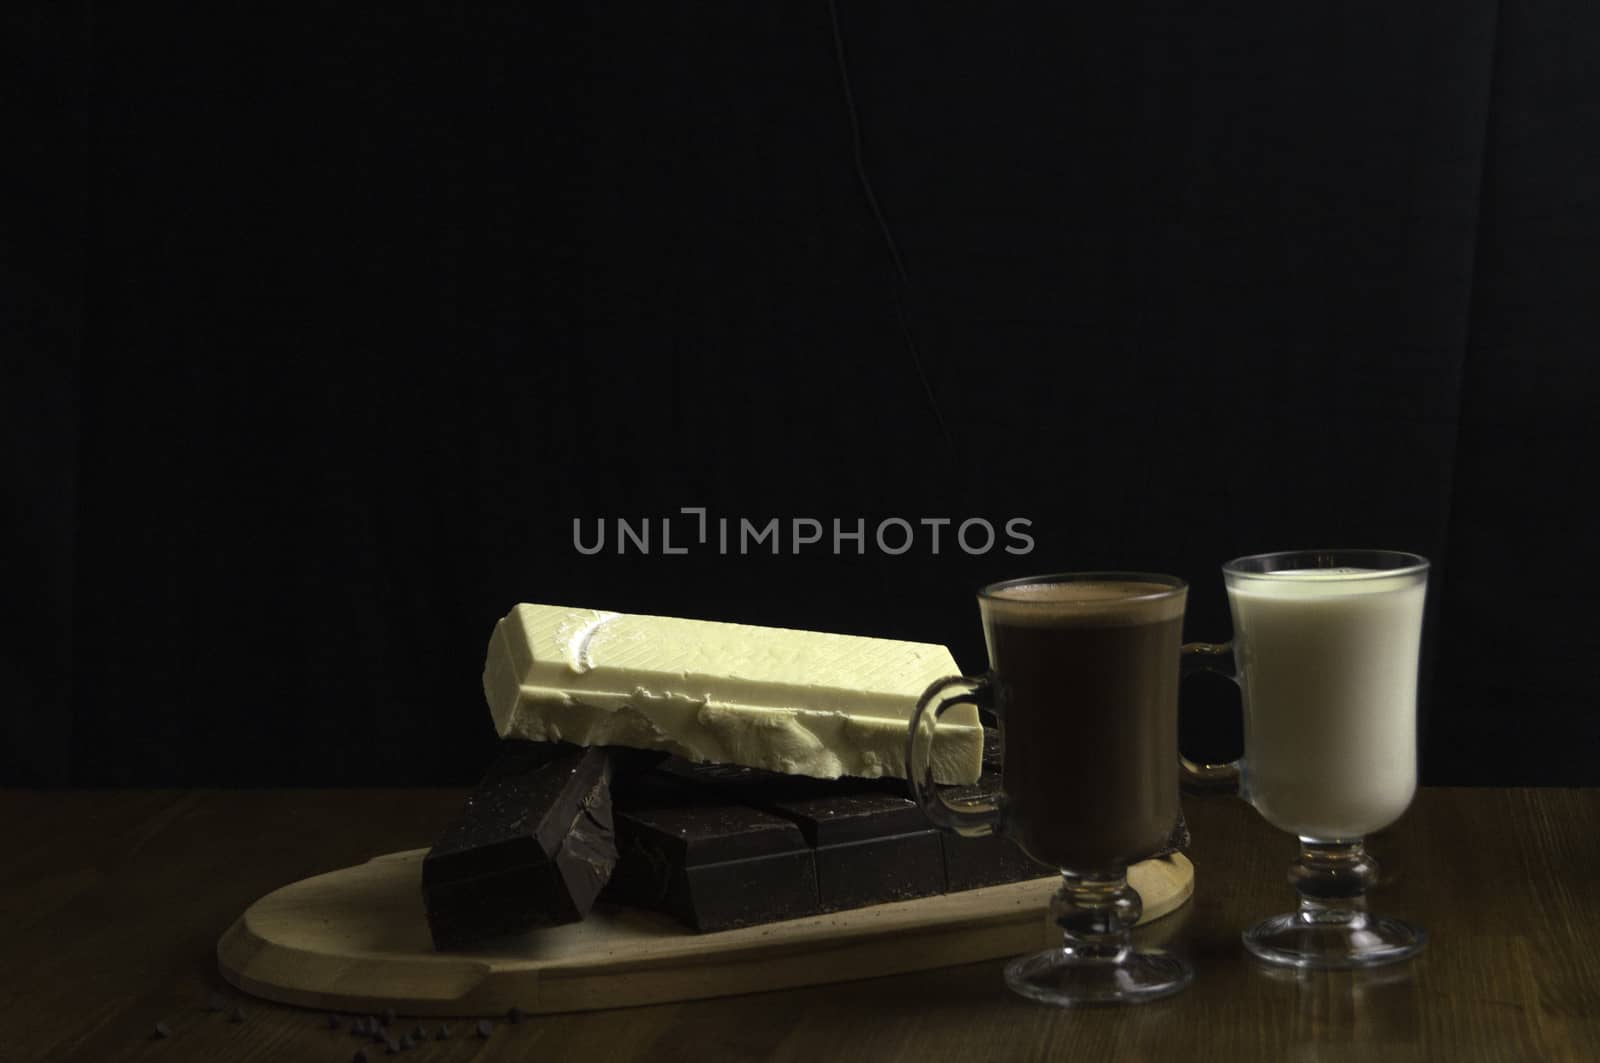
[[1227, 569, 1426, 839]]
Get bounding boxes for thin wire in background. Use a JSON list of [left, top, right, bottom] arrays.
[[824, 0, 954, 454]]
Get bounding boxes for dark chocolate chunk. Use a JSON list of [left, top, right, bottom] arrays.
[[604, 772, 819, 932], [594, 723, 1187, 933], [423, 742, 621, 950], [205, 992, 224, 1013], [659, 759, 943, 913], [941, 831, 1054, 891], [153, 1021, 171, 1039], [436, 1024, 452, 1040], [476, 1019, 494, 1039], [506, 1006, 523, 1024], [229, 1007, 246, 1024], [773, 792, 944, 912]]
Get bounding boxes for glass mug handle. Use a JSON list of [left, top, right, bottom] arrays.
[[1178, 641, 1243, 796], [906, 674, 1004, 836]]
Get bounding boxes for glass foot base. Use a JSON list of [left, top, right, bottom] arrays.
[[1243, 909, 1425, 970], [1003, 947, 1193, 1007]]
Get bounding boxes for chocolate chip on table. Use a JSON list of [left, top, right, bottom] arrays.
[[153, 1021, 172, 1039], [436, 1024, 451, 1040], [507, 1005, 524, 1024], [206, 992, 224, 1013], [476, 1019, 493, 1039], [229, 1007, 246, 1024]]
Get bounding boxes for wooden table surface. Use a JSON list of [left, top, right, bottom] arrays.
[[3, 787, 1597, 1062]]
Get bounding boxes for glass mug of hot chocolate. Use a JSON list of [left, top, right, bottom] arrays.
[[1180, 549, 1429, 969], [906, 572, 1193, 1006]]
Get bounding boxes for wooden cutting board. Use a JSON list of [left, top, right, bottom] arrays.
[[217, 848, 1192, 1016]]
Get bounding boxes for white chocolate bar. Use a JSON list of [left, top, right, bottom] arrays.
[[483, 604, 983, 784]]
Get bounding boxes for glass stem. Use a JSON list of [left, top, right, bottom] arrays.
[[1289, 837, 1377, 922], [1050, 869, 1140, 959]]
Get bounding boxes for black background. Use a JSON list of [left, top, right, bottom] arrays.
[[5, 2, 1596, 786]]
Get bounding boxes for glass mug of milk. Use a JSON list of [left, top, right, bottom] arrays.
[[1179, 549, 1429, 969]]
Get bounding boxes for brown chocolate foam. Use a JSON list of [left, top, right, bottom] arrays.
[[982, 578, 1186, 627]]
